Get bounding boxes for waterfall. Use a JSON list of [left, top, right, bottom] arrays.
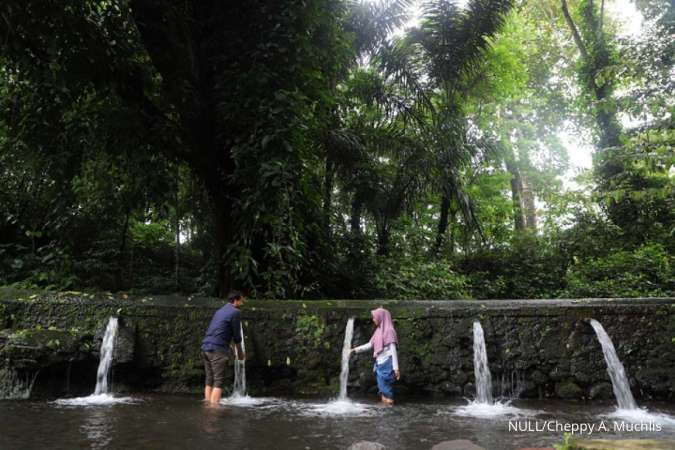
[[473, 321, 493, 404], [233, 322, 247, 397], [94, 317, 118, 395], [589, 319, 638, 410], [54, 316, 134, 406], [338, 317, 355, 400]]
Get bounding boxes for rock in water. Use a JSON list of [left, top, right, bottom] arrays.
[[430, 440, 486, 450]]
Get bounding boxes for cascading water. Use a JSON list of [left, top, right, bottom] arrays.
[[221, 322, 268, 406], [473, 321, 493, 404], [232, 322, 247, 397], [94, 317, 118, 395], [338, 317, 355, 400], [55, 316, 133, 405], [304, 317, 368, 416], [453, 322, 535, 417], [589, 319, 638, 410]]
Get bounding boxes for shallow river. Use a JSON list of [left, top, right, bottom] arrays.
[[2, 395, 675, 450]]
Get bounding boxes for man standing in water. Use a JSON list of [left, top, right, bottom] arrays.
[[201, 290, 246, 405]]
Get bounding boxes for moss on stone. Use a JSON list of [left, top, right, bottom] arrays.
[[294, 314, 325, 349], [556, 380, 584, 399], [574, 439, 675, 450]]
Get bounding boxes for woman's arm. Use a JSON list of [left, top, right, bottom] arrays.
[[351, 342, 372, 354], [390, 343, 399, 372]]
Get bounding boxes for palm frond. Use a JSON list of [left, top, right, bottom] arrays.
[[417, 0, 513, 85], [344, 0, 414, 56]]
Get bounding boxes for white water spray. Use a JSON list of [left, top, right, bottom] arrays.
[[338, 317, 355, 400], [233, 322, 247, 397], [302, 317, 370, 416], [589, 319, 637, 410], [473, 321, 493, 404], [55, 316, 134, 406], [452, 322, 537, 418], [94, 317, 118, 395]]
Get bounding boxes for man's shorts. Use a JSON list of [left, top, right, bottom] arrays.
[[202, 351, 228, 388]]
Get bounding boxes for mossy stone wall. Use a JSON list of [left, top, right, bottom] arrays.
[[0, 289, 673, 400]]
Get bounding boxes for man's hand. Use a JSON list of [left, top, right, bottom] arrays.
[[394, 370, 400, 381]]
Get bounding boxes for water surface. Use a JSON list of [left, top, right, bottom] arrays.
[[2, 395, 674, 449]]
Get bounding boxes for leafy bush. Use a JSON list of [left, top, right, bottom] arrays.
[[457, 233, 568, 299], [373, 257, 470, 300], [563, 242, 673, 297], [129, 220, 174, 250]]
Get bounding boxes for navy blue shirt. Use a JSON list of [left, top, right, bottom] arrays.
[[201, 303, 242, 354]]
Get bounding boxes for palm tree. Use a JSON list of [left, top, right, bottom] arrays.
[[378, 0, 514, 254]]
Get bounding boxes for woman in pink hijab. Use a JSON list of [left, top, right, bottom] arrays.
[[350, 307, 400, 405]]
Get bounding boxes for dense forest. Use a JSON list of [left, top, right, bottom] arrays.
[[0, 0, 672, 299]]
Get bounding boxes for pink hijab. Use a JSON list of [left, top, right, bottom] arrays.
[[369, 308, 398, 357]]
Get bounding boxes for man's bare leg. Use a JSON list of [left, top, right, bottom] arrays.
[[210, 387, 223, 405], [204, 385, 212, 402]]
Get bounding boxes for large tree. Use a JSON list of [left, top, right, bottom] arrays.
[[1, 0, 350, 296]]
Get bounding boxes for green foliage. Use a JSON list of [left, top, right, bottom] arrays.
[[564, 243, 674, 298], [294, 314, 326, 348], [0, 0, 671, 300], [553, 433, 577, 450], [458, 233, 568, 299], [374, 257, 470, 300], [129, 221, 173, 250]]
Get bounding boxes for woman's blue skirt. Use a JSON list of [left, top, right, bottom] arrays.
[[375, 356, 396, 400]]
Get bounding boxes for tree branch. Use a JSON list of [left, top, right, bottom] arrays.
[[560, 0, 589, 61]]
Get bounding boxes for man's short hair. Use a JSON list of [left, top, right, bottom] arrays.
[[227, 290, 243, 303]]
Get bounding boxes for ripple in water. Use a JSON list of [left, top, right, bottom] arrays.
[[220, 394, 275, 407], [301, 399, 377, 417], [54, 393, 136, 407], [450, 400, 539, 418], [605, 407, 675, 427]]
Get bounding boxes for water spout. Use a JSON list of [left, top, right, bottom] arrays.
[[338, 317, 355, 400], [54, 317, 134, 405], [589, 319, 638, 410], [473, 321, 493, 404], [94, 317, 118, 395], [233, 322, 247, 397]]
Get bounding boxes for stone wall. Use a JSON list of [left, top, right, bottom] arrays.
[[0, 289, 673, 401]]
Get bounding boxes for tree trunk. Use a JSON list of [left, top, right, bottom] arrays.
[[506, 160, 526, 231], [323, 158, 334, 235], [376, 222, 390, 256], [211, 198, 232, 297], [560, 0, 622, 181], [174, 164, 180, 293], [117, 209, 130, 290], [350, 197, 362, 236], [433, 194, 451, 255], [522, 174, 537, 230], [448, 210, 456, 255]]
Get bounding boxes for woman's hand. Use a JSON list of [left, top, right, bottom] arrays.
[[394, 370, 400, 381]]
